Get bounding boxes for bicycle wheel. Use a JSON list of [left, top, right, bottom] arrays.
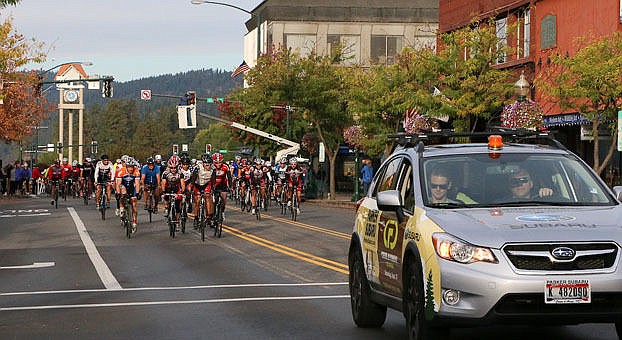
[[291, 196, 298, 221], [54, 188, 58, 209], [100, 192, 106, 220], [213, 200, 221, 237], [169, 203, 176, 238], [147, 191, 153, 223], [125, 208, 132, 239], [200, 200, 206, 242], [83, 186, 89, 205]]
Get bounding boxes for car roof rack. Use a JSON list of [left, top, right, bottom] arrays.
[[388, 128, 566, 150]]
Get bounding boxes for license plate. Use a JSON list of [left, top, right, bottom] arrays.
[[544, 279, 591, 304]]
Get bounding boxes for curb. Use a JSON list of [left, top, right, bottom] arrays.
[[306, 200, 356, 210]]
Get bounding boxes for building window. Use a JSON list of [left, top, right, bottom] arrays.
[[496, 16, 507, 63], [517, 8, 530, 58], [371, 35, 403, 65], [328, 34, 360, 65], [285, 34, 317, 57]]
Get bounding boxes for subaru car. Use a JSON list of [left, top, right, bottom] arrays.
[[348, 131, 622, 339]]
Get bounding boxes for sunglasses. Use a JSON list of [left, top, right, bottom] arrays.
[[510, 176, 531, 187], [430, 183, 449, 190]]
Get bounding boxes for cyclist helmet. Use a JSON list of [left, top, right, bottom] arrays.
[[235, 155, 241, 161], [101, 154, 109, 160], [85, 157, 92, 163], [62, 158, 68, 163], [241, 158, 247, 166], [72, 160, 78, 166], [280, 157, 287, 164], [254, 158, 262, 165], [54, 159, 60, 165], [289, 157, 298, 165], [167, 155, 180, 168], [146, 157, 155, 164], [212, 153, 224, 163], [201, 153, 211, 162], [155, 154, 162, 161]]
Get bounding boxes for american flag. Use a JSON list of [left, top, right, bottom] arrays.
[[231, 61, 250, 78]]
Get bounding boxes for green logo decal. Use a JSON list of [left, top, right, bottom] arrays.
[[383, 220, 399, 249]]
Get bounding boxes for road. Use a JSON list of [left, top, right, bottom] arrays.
[[0, 196, 618, 339]]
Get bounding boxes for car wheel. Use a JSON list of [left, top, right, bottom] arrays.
[[349, 247, 387, 327], [404, 257, 447, 340]]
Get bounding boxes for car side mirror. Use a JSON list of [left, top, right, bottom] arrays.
[[377, 190, 405, 223], [612, 186, 622, 202]]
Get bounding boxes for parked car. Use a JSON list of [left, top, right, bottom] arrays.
[[348, 130, 622, 340]]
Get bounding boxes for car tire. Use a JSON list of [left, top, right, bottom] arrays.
[[404, 256, 447, 340], [349, 248, 387, 328]]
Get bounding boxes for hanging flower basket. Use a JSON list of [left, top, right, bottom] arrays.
[[403, 108, 439, 133], [501, 99, 544, 129], [344, 125, 364, 148]]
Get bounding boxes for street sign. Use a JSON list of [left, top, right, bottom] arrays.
[[47, 143, 55, 152], [319, 142, 325, 163], [219, 149, 228, 154], [182, 144, 188, 152], [140, 89, 151, 100]]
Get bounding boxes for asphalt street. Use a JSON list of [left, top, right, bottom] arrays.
[[0, 196, 618, 339]]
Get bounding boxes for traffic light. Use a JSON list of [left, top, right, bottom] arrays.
[[91, 141, 98, 155], [57, 142, 63, 153], [187, 91, 196, 105], [172, 144, 179, 155], [206, 144, 212, 153]]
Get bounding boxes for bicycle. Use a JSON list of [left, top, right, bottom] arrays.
[[82, 179, 90, 205], [50, 180, 60, 209], [212, 189, 225, 238], [278, 184, 288, 215], [163, 193, 182, 238], [117, 194, 134, 238], [252, 184, 261, 220], [290, 188, 299, 221], [195, 191, 211, 242], [96, 183, 108, 220], [240, 184, 251, 213], [144, 183, 157, 223]]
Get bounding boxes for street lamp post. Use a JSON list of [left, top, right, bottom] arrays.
[[190, 0, 261, 61], [37, 61, 93, 78]]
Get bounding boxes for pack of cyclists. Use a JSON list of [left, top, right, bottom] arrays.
[[39, 152, 307, 236]]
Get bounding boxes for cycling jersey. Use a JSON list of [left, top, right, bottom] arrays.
[[61, 164, 72, 180], [81, 163, 94, 179], [189, 164, 213, 193], [275, 164, 288, 181], [47, 165, 62, 180], [117, 167, 140, 196], [250, 165, 267, 186], [140, 164, 160, 184], [287, 166, 304, 190], [231, 161, 240, 178], [213, 163, 230, 190], [162, 170, 183, 193], [95, 161, 114, 183], [70, 166, 81, 179], [180, 166, 192, 182]]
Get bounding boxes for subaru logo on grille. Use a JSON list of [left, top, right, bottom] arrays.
[[551, 247, 575, 260]]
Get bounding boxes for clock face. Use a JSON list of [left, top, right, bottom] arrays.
[[64, 90, 78, 103]]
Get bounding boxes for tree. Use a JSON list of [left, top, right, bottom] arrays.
[[0, 16, 47, 144], [433, 20, 514, 131], [537, 32, 622, 175]]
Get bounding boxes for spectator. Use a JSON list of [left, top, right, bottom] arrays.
[[21, 162, 32, 195], [9, 161, 18, 196], [360, 159, 374, 195]]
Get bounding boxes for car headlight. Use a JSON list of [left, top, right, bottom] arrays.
[[432, 233, 498, 264]]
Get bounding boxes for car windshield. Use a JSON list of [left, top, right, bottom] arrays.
[[421, 153, 616, 207]]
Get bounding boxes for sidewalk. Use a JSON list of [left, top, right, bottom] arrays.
[[305, 192, 357, 210]]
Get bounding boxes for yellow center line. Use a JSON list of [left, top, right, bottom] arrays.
[[222, 225, 349, 275], [259, 213, 351, 239]]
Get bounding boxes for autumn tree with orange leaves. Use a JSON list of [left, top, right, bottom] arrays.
[[0, 15, 47, 144]]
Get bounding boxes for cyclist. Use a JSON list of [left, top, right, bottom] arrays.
[[249, 158, 268, 215], [81, 158, 95, 199], [161, 155, 184, 222], [155, 154, 167, 174], [69, 160, 81, 196], [116, 160, 141, 232], [179, 155, 193, 214], [46, 159, 63, 204], [187, 153, 214, 226], [60, 158, 73, 195], [140, 157, 161, 212], [238, 158, 251, 209], [286, 157, 304, 214], [274, 157, 288, 202], [94, 154, 114, 210], [211, 153, 231, 218]]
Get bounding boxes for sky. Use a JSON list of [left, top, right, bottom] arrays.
[[2, 0, 262, 82]]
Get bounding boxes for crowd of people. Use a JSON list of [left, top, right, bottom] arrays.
[[1, 152, 308, 235]]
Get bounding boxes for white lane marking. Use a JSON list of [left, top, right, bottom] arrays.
[[0, 282, 348, 296], [68, 207, 122, 290], [0, 262, 55, 270], [0, 295, 350, 311], [0, 213, 51, 218]]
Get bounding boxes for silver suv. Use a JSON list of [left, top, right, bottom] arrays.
[[348, 131, 622, 339]]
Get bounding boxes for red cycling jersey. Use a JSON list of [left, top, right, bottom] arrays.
[[212, 164, 230, 189]]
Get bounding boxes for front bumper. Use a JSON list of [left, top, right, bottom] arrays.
[[434, 250, 622, 325]]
